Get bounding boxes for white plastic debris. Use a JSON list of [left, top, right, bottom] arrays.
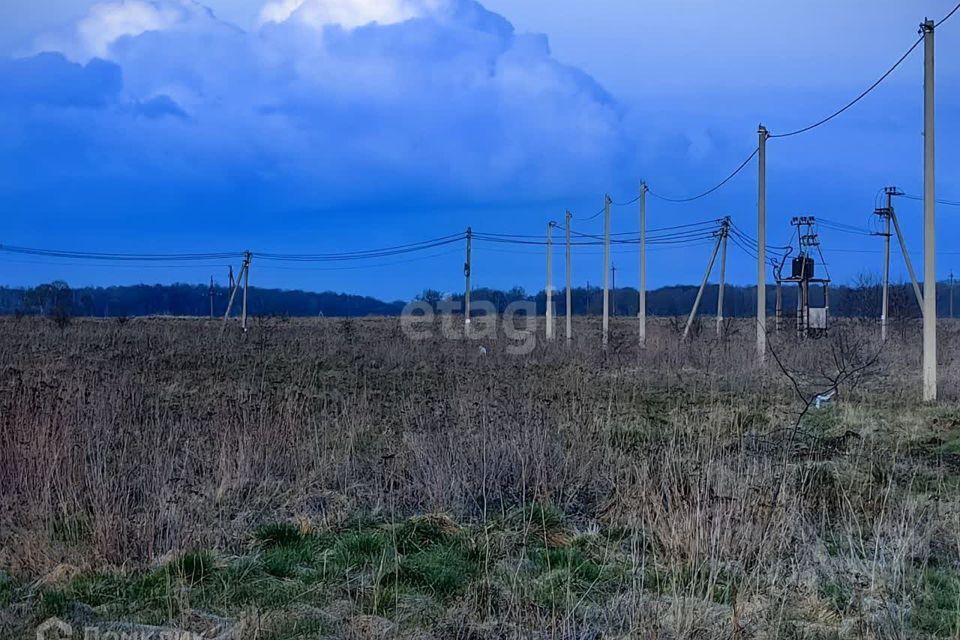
[[814, 389, 836, 409], [479, 346, 487, 356]]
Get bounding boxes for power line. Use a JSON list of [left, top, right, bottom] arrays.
[[936, 2, 960, 27], [768, 35, 923, 138], [255, 249, 462, 271], [647, 148, 758, 203], [901, 193, 960, 207], [0, 245, 240, 262], [817, 218, 874, 236], [256, 234, 465, 262]]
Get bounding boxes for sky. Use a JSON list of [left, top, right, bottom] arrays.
[[0, 0, 959, 300]]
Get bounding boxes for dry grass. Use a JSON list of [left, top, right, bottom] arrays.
[[0, 315, 959, 639]]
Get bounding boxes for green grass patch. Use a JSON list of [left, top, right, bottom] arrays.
[[913, 568, 960, 637], [169, 550, 217, 586], [0, 571, 15, 607], [254, 522, 306, 549], [528, 544, 626, 609], [819, 580, 852, 614]]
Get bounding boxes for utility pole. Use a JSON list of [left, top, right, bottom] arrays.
[[546, 221, 554, 341], [683, 227, 723, 341], [464, 227, 472, 329], [716, 217, 730, 337], [922, 18, 937, 402], [639, 182, 648, 349], [209, 276, 215, 320], [241, 251, 251, 332], [611, 263, 617, 317], [887, 187, 923, 313], [602, 195, 611, 349], [878, 193, 892, 341], [565, 211, 572, 346], [221, 253, 251, 335], [757, 125, 769, 362]]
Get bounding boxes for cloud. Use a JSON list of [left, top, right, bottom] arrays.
[[134, 94, 188, 118], [33, 0, 219, 62], [0, 53, 122, 109], [259, 0, 447, 29], [7, 0, 632, 211]]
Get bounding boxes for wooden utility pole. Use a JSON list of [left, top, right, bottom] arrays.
[[546, 221, 555, 341], [757, 125, 769, 362], [683, 228, 723, 341], [565, 211, 572, 345], [716, 218, 730, 337], [602, 195, 611, 349], [922, 18, 937, 402], [209, 276, 215, 319], [228, 265, 235, 290], [464, 227, 472, 328], [639, 182, 648, 348]]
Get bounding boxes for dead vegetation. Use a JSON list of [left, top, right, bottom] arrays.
[[0, 316, 958, 639]]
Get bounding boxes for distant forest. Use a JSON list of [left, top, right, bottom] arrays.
[[1, 277, 957, 319]]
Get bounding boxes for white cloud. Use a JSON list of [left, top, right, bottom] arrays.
[[258, 0, 448, 29], [33, 0, 217, 62]]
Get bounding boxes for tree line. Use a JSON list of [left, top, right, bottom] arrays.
[[3, 276, 958, 319]]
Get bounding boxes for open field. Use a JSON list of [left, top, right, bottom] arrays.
[[1, 316, 959, 639]]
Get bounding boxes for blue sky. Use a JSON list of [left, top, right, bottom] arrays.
[[1, 0, 959, 299]]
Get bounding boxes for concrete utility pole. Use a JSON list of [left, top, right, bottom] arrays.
[[757, 125, 769, 362], [464, 227, 472, 328], [241, 251, 251, 332], [565, 211, 573, 345], [887, 197, 925, 312], [716, 218, 730, 337], [880, 196, 892, 341], [602, 195, 612, 349], [922, 18, 937, 402], [639, 182, 648, 349], [546, 221, 555, 341], [221, 254, 250, 335], [683, 228, 723, 341]]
